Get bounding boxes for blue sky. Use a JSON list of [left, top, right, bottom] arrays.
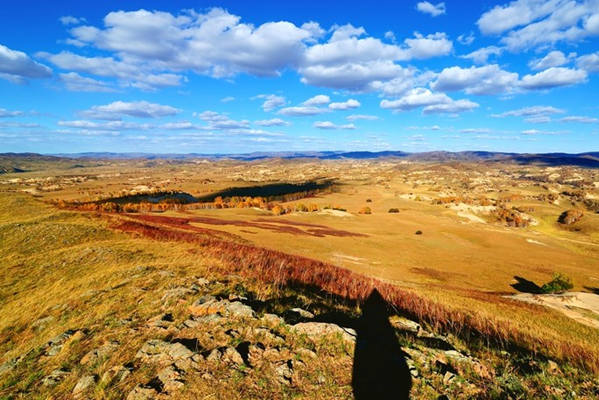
[[1, 0, 599, 154]]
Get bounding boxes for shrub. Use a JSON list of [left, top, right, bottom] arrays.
[[415, 230, 423, 235], [366, 199, 372, 203], [388, 208, 399, 213], [541, 273, 574, 294], [358, 206, 372, 214]]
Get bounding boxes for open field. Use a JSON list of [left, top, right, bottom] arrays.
[[1, 154, 599, 398]]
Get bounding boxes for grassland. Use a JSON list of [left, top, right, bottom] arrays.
[[1, 156, 598, 398]]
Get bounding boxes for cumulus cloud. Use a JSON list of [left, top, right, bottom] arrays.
[[379, 88, 478, 114], [521, 128, 566, 135], [460, 46, 503, 64], [57, 120, 152, 130], [0, 44, 52, 83], [277, 106, 328, 116], [255, 94, 286, 111], [302, 94, 330, 106], [457, 32, 475, 45], [59, 72, 115, 92], [313, 121, 356, 129], [519, 67, 587, 90], [220, 96, 235, 102], [254, 118, 290, 126], [478, 0, 599, 51], [431, 64, 519, 95], [328, 99, 360, 110], [80, 101, 181, 120], [528, 50, 571, 70], [577, 52, 599, 72], [416, 2, 446, 17]]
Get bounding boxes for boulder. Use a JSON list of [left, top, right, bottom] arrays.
[[72, 375, 96, 398], [291, 322, 356, 342], [80, 341, 119, 365]]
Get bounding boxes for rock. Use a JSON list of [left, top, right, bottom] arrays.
[[181, 313, 223, 328], [391, 317, 421, 334], [296, 348, 317, 360], [275, 360, 293, 385], [261, 313, 285, 326], [188, 295, 225, 316], [80, 341, 119, 365], [135, 340, 194, 364], [444, 350, 469, 362], [0, 358, 18, 376], [226, 301, 255, 318], [443, 371, 456, 385], [223, 347, 244, 365], [45, 329, 78, 356], [284, 308, 314, 323], [72, 375, 96, 398], [196, 278, 210, 286], [157, 364, 185, 392], [127, 385, 158, 400], [101, 365, 131, 385], [42, 368, 69, 386], [32, 316, 55, 331], [291, 322, 356, 342]]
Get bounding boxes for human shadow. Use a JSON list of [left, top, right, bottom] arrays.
[[352, 289, 412, 400], [511, 276, 542, 294]]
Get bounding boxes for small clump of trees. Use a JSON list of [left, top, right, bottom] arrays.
[[388, 208, 399, 213], [541, 272, 574, 294], [358, 206, 372, 214]]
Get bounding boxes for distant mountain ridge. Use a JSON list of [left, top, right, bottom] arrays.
[[1, 151, 599, 169]]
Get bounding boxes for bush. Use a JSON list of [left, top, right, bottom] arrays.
[[388, 208, 399, 213], [415, 230, 423, 235], [541, 273, 573, 294], [358, 206, 372, 214], [366, 199, 372, 203]]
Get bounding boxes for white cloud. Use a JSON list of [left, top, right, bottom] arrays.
[[379, 88, 478, 114], [457, 32, 475, 45], [400, 32, 452, 59], [521, 128, 566, 135], [346, 114, 379, 121], [196, 110, 250, 130], [59, 72, 115, 92], [57, 120, 152, 130], [313, 121, 356, 129], [416, 2, 446, 17], [59, 16, 86, 25], [254, 118, 290, 126], [478, 0, 599, 51], [460, 46, 503, 64], [560, 115, 599, 123], [220, 96, 235, 102], [492, 105, 565, 118], [255, 94, 286, 111], [302, 94, 330, 106], [0, 44, 52, 83], [160, 121, 196, 130], [277, 106, 328, 116], [460, 128, 491, 133], [328, 99, 360, 110], [0, 108, 24, 118], [576, 52, 599, 72], [528, 50, 571, 70], [519, 67, 587, 90], [80, 101, 181, 120], [431, 64, 519, 95], [525, 115, 552, 123], [38, 51, 184, 90]]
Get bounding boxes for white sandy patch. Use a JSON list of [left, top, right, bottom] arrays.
[[318, 209, 354, 217], [508, 292, 599, 329], [526, 238, 547, 246], [332, 253, 368, 265]]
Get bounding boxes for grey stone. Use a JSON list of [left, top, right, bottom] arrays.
[[126, 385, 158, 400], [225, 301, 255, 318], [73, 375, 96, 398], [291, 322, 356, 342], [42, 368, 69, 386], [80, 341, 119, 365]]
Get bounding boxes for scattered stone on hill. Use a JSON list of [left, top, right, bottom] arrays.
[[127, 385, 158, 400], [261, 313, 285, 326], [291, 322, 356, 342], [42, 368, 69, 386], [391, 316, 421, 334], [0, 358, 18, 376], [72, 375, 96, 398], [275, 360, 293, 384], [44, 329, 83, 356], [283, 307, 314, 323], [226, 301, 256, 318], [157, 364, 186, 392], [147, 313, 175, 330], [135, 339, 196, 365], [31, 315, 55, 331], [101, 365, 131, 385], [558, 209, 584, 225], [161, 287, 197, 305], [80, 340, 119, 365]]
